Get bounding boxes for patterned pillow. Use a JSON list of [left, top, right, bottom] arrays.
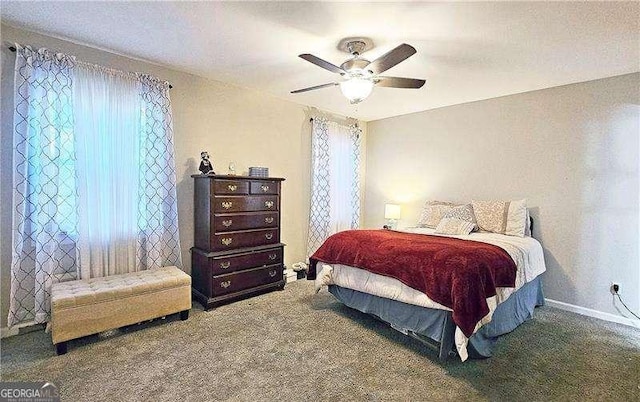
[[417, 201, 456, 228], [471, 199, 527, 237], [434, 218, 475, 235], [442, 204, 477, 231]]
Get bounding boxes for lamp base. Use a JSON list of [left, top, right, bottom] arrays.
[[385, 219, 398, 230]]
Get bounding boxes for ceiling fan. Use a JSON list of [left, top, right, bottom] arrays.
[[291, 38, 425, 104]]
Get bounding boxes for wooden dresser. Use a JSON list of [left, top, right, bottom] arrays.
[[191, 175, 285, 309]]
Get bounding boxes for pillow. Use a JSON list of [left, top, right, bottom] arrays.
[[441, 204, 477, 231], [417, 201, 456, 228], [434, 218, 475, 235], [471, 199, 527, 237]]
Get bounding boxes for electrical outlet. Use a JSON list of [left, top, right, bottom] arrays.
[[610, 283, 620, 295]]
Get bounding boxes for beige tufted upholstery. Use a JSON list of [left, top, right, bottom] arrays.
[[51, 266, 191, 349], [52, 267, 191, 309]]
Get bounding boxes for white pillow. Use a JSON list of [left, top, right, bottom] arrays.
[[471, 199, 527, 237], [417, 201, 456, 228], [434, 217, 475, 235], [441, 204, 478, 231]]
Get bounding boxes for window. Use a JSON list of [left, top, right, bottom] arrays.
[[307, 117, 362, 257], [9, 45, 181, 327]]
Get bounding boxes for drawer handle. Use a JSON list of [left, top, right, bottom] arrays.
[[265, 201, 274, 209], [269, 270, 277, 277], [265, 233, 273, 240], [227, 184, 237, 191], [221, 237, 233, 246], [220, 280, 231, 288], [220, 261, 231, 269], [222, 219, 233, 227], [261, 185, 270, 192], [268, 253, 277, 260], [264, 217, 274, 224], [222, 201, 233, 210]]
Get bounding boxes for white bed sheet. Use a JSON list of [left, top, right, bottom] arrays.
[[315, 228, 546, 361]]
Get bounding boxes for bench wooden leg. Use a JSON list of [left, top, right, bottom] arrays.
[[55, 342, 68, 355], [179, 309, 190, 321]]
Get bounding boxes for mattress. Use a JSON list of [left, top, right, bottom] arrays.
[[315, 228, 547, 360]]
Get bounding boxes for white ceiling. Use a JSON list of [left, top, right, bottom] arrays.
[[2, 2, 638, 121]]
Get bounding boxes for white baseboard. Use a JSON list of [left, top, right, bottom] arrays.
[[1, 326, 20, 339], [545, 298, 640, 329], [1, 320, 43, 339]]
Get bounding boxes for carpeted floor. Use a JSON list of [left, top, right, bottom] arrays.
[[1, 280, 639, 401]]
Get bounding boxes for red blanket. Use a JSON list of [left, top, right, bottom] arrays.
[[309, 230, 517, 337]]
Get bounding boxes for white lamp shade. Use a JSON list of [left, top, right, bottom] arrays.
[[384, 204, 401, 220], [340, 77, 374, 104]]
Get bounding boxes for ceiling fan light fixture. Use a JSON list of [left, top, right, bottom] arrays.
[[340, 77, 374, 104]]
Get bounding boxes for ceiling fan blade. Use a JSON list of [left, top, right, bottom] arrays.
[[375, 76, 425, 89], [299, 54, 345, 75], [291, 82, 339, 94], [366, 44, 417, 74]]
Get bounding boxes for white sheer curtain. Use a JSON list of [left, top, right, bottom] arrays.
[[327, 121, 358, 234], [9, 44, 182, 327], [307, 117, 361, 257], [74, 64, 141, 277]]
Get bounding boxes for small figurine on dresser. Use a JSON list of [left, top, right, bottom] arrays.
[[199, 151, 215, 175]]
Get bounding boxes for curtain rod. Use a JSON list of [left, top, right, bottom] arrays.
[[7, 44, 174, 89], [309, 117, 359, 127]]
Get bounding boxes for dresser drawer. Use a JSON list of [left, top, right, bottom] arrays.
[[212, 228, 280, 251], [213, 212, 279, 232], [250, 181, 279, 195], [212, 264, 283, 296], [213, 196, 278, 213], [210, 247, 283, 275], [213, 179, 249, 195]]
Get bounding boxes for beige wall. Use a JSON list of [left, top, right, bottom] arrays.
[[364, 73, 640, 318], [0, 24, 366, 328]]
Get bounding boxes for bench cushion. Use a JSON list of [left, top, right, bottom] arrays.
[[52, 266, 191, 309]]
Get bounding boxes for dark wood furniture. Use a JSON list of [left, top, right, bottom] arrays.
[[191, 175, 285, 309]]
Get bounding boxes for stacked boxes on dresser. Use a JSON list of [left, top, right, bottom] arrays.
[[191, 175, 285, 309]]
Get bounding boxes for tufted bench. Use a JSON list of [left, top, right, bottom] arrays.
[[51, 266, 191, 355]]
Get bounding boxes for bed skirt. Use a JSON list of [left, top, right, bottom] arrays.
[[328, 275, 544, 359]]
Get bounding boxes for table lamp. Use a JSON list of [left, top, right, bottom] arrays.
[[384, 204, 401, 229]]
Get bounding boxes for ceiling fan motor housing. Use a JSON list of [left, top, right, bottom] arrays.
[[346, 40, 367, 55]]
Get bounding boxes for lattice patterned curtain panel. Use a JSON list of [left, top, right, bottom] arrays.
[[307, 117, 362, 258], [8, 45, 182, 327], [10, 45, 79, 326], [349, 123, 362, 229], [307, 118, 331, 257], [136, 74, 182, 271]]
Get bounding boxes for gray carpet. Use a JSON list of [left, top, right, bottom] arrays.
[[1, 280, 639, 402]]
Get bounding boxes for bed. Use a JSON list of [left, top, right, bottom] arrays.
[[308, 219, 546, 361]]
